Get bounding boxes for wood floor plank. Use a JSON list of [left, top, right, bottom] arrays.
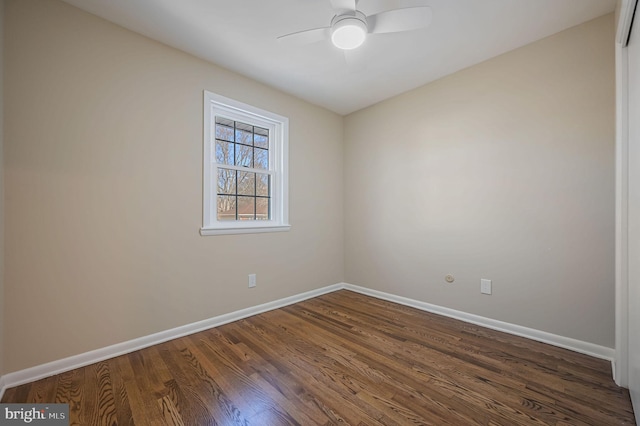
[[158, 394, 185, 426], [107, 357, 135, 426], [156, 346, 217, 425], [232, 317, 379, 425], [226, 333, 334, 425], [1, 290, 636, 425], [112, 353, 163, 426], [25, 375, 58, 403]]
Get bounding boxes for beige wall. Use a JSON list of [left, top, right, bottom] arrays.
[[344, 15, 615, 347], [3, 0, 344, 372]]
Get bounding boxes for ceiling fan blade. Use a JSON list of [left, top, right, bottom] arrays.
[[330, 0, 356, 11], [277, 27, 330, 46], [367, 6, 432, 34]]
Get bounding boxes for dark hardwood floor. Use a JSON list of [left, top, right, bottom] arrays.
[[2, 290, 636, 425]]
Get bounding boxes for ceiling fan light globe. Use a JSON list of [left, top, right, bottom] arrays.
[[331, 18, 367, 50]]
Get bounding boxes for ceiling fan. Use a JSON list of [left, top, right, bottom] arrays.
[[277, 0, 433, 50]]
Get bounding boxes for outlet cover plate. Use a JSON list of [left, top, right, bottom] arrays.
[[481, 278, 492, 295]]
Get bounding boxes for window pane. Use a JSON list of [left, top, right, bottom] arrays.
[[254, 148, 268, 170], [256, 197, 269, 220], [256, 173, 269, 197], [237, 171, 255, 196], [217, 195, 236, 221], [235, 124, 253, 145], [235, 144, 253, 167], [237, 196, 255, 220], [217, 168, 236, 195], [215, 140, 234, 165], [215, 117, 234, 142], [254, 127, 269, 149]]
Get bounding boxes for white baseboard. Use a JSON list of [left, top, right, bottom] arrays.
[[0, 283, 343, 400], [0, 281, 616, 400], [0, 376, 6, 401], [343, 283, 616, 361]]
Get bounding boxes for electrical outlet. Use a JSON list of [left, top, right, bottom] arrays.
[[248, 274, 257, 288], [481, 278, 492, 295]]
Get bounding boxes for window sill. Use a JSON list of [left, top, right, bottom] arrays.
[[200, 224, 291, 236]]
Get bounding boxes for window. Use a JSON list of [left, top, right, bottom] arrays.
[[201, 91, 290, 235]]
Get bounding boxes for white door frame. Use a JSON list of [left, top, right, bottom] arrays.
[[615, 0, 637, 387]]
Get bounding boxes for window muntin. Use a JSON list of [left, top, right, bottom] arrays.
[[202, 91, 289, 235]]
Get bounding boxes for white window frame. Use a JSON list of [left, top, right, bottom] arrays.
[[201, 91, 290, 236]]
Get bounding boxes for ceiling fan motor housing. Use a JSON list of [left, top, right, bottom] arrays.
[[331, 10, 368, 50]]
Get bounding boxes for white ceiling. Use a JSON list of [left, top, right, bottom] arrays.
[[61, 0, 616, 115]]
